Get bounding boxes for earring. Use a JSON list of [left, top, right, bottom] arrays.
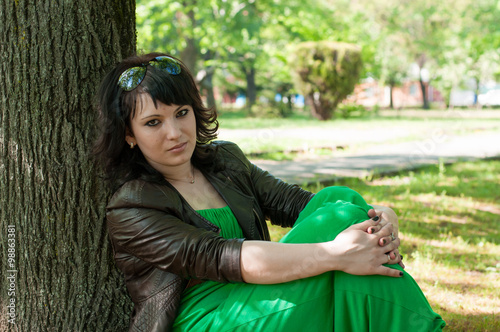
[[129, 142, 134, 149]]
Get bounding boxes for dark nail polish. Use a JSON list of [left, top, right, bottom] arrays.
[[371, 215, 380, 221], [399, 272, 403, 277], [382, 239, 387, 245]]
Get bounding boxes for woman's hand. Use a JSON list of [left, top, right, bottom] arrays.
[[325, 218, 403, 278], [367, 206, 405, 269], [241, 215, 403, 284]]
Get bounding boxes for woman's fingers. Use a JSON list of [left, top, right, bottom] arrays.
[[333, 219, 405, 277], [376, 222, 394, 238], [385, 237, 400, 252], [362, 212, 383, 234], [378, 235, 393, 246], [367, 224, 381, 234], [353, 217, 381, 232], [377, 266, 404, 278], [388, 248, 399, 260]]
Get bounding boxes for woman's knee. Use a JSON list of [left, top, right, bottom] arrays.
[[315, 186, 367, 206]]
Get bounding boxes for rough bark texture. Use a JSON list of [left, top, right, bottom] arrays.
[[0, 1, 135, 331]]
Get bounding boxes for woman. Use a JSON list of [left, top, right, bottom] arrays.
[[93, 53, 445, 331]]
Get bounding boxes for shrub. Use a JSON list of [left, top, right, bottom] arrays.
[[291, 41, 362, 120]]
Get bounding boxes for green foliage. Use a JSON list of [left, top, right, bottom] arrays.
[[291, 41, 362, 120], [136, 0, 500, 115], [337, 103, 367, 119]]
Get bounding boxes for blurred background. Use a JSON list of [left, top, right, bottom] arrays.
[[136, 0, 500, 117]]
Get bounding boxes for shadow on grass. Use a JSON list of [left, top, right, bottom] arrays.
[[434, 305, 500, 331], [313, 161, 500, 246]]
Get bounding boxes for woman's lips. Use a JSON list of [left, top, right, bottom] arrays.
[[168, 142, 187, 152]]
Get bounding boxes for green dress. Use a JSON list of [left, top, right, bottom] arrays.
[[173, 186, 446, 331]]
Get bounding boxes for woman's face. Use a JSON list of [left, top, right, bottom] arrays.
[[126, 93, 197, 175]]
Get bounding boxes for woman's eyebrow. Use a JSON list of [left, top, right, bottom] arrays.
[[140, 114, 161, 120], [140, 105, 186, 120]]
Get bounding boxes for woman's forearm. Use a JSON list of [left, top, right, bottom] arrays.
[[240, 241, 335, 284], [240, 218, 403, 284]]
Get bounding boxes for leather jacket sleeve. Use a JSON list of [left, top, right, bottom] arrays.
[[218, 142, 314, 228], [107, 179, 244, 283]]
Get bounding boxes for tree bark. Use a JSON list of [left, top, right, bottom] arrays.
[[245, 65, 257, 111], [198, 51, 217, 108], [200, 70, 216, 109], [419, 77, 430, 109], [308, 94, 334, 120], [180, 0, 198, 74], [389, 83, 395, 109], [0, 1, 135, 331]]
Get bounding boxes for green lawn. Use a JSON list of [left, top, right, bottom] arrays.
[[268, 160, 500, 331], [217, 109, 500, 156]]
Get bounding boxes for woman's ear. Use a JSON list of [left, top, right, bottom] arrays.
[[125, 127, 136, 148]]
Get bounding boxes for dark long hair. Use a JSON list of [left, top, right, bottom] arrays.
[[92, 52, 219, 190]]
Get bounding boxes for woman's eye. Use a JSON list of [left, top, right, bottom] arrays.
[[177, 109, 189, 117], [146, 119, 160, 126]]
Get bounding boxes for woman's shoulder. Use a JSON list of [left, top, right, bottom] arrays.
[[211, 140, 249, 165], [107, 178, 180, 210]]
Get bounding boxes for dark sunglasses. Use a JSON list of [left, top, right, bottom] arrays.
[[117, 56, 181, 91]]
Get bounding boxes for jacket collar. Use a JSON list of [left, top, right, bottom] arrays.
[[204, 171, 260, 240]]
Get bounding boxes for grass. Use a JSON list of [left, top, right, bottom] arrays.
[[267, 159, 500, 331], [217, 109, 500, 156]]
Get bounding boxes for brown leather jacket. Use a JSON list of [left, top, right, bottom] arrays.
[[106, 141, 314, 331]]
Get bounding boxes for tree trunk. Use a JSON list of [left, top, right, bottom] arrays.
[[419, 77, 430, 110], [245, 65, 257, 111], [474, 76, 480, 107], [0, 1, 135, 331], [180, 0, 198, 74], [180, 37, 198, 75], [308, 94, 334, 120], [201, 70, 216, 109], [389, 83, 395, 109], [198, 51, 216, 108]]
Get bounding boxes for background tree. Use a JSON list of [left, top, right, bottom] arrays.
[[0, 1, 135, 330], [136, 0, 500, 114], [459, 0, 500, 102], [291, 41, 363, 120], [136, 0, 254, 108]]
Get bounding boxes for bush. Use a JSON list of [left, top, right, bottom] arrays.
[[337, 103, 367, 119], [291, 41, 362, 120]]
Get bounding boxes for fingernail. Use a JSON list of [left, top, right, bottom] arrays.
[[399, 272, 403, 277], [382, 239, 387, 245], [371, 215, 380, 222]]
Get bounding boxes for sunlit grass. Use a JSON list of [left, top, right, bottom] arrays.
[[217, 110, 500, 155], [268, 160, 500, 330]]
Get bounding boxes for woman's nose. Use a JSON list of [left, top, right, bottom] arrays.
[[163, 120, 181, 140]]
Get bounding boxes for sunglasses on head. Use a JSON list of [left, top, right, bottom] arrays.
[[117, 56, 181, 91]]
